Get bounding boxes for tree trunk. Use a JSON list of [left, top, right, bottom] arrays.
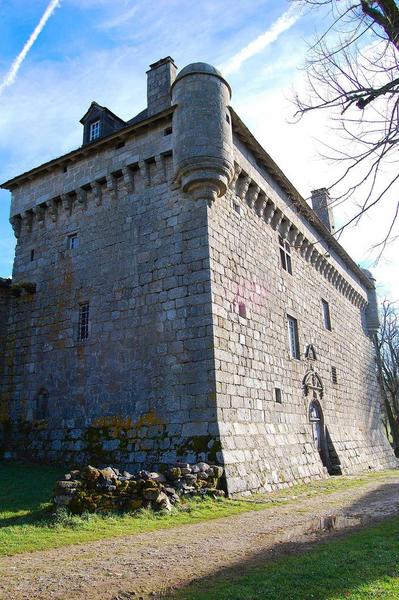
[[373, 333, 399, 456]]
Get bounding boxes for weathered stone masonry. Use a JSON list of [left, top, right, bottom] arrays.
[[1, 57, 396, 493]]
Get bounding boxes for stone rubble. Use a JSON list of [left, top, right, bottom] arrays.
[[53, 462, 225, 514]]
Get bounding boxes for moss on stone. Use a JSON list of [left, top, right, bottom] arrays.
[[176, 435, 222, 462]]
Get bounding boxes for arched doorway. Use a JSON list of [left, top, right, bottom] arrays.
[[309, 399, 323, 454], [308, 398, 342, 475]]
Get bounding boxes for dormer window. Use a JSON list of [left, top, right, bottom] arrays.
[[80, 102, 126, 146], [89, 121, 101, 141]]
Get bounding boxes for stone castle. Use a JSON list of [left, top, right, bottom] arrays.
[[0, 57, 395, 494]]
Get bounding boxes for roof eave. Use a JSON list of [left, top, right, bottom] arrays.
[[230, 108, 373, 290], [1, 106, 175, 190]]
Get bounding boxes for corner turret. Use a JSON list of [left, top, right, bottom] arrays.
[[171, 62, 234, 203], [361, 269, 380, 334]]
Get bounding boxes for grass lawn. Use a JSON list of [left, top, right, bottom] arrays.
[[0, 462, 397, 557], [170, 517, 399, 600]]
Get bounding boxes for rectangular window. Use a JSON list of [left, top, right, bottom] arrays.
[[68, 233, 79, 249], [287, 315, 300, 359], [78, 302, 90, 341], [275, 388, 282, 404], [238, 302, 247, 318], [331, 366, 338, 384], [89, 120, 101, 141], [322, 299, 332, 330], [30, 249, 35, 262], [279, 236, 292, 274]]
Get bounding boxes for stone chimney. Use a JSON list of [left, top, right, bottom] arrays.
[[147, 57, 177, 117], [311, 188, 335, 233]]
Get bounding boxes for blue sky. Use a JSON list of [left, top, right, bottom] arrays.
[[0, 0, 397, 298]]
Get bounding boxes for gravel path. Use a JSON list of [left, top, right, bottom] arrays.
[[1, 474, 398, 600]]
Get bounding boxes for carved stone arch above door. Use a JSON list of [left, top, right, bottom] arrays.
[[302, 366, 323, 399]]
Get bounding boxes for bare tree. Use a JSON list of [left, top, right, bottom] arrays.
[[293, 1, 399, 250], [375, 299, 399, 455]]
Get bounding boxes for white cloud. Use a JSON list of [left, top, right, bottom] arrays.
[[97, 4, 139, 30], [0, 0, 61, 96], [220, 4, 303, 75]]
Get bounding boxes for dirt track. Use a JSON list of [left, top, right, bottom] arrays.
[[1, 473, 399, 600]]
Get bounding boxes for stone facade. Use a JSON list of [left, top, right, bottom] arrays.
[[0, 57, 396, 494]]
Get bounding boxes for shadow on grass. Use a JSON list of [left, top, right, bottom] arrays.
[[0, 461, 62, 523], [165, 484, 399, 600]]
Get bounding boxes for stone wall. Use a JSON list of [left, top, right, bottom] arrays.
[[1, 121, 220, 469], [0, 278, 11, 449], [207, 146, 395, 495], [1, 59, 395, 494]]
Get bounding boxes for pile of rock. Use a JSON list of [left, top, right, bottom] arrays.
[[53, 462, 225, 514]]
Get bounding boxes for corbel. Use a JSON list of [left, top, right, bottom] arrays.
[[270, 208, 283, 230], [293, 232, 304, 249], [263, 200, 276, 224], [255, 191, 267, 217], [9, 214, 22, 238], [122, 167, 135, 193], [91, 181, 103, 206], [246, 184, 260, 209], [154, 154, 166, 185], [106, 174, 117, 200], [138, 160, 150, 188], [304, 243, 314, 261], [230, 163, 242, 192], [47, 198, 59, 222], [34, 204, 46, 225], [61, 193, 74, 216], [279, 218, 291, 239], [76, 188, 88, 209], [236, 174, 251, 200]]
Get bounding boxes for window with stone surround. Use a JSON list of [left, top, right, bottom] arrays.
[[279, 235, 292, 274], [322, 299, 332, 331], [287, 315, 300, 359], [78, 302, 90, 341], [238, 302, 247, 318], [331, 366, 338, 384], [89, 120, 101, 141], [275, 387, 282, 403], [35, 387, 49, 420], [68, 233, 79, 250]]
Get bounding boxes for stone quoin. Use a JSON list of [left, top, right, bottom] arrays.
[[0, 57, 396, 494]]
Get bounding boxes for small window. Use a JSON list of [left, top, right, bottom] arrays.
[[30, 249, 35, 262], [78, 302, 90, 341], [275, 388, 282, 404], [287, 315, 300, 359], [164, 126, 172, 136], [279, 236, 292, 274], [331, 366, 338, 384], [89, 120, 101, 141], [35, 387, 49, 420], [115, 141, 125, 149], [226, 113, 230, 124], [68, 233, 79, 249], [322, 299, 332, 331]]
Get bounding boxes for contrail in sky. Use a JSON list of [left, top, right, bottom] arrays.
[[220, 5, 303, 76], [0, 0, 61, 96]]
